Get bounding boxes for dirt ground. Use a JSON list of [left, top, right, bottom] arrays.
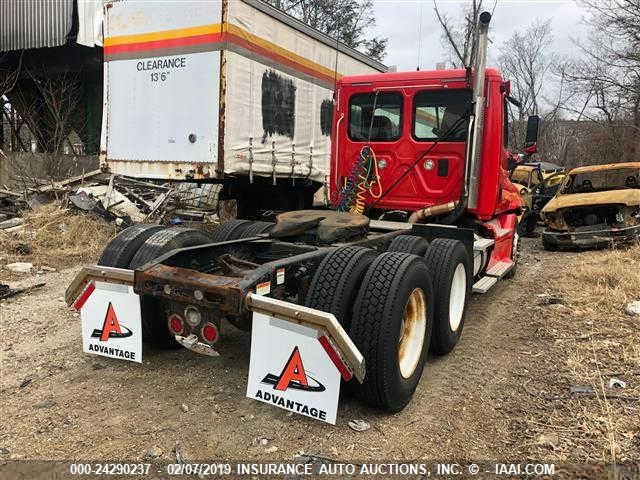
[[1, 230, 639, 477]]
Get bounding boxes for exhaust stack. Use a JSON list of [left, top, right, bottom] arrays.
[[466, 11, 492, 209]]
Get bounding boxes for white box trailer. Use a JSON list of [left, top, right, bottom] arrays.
[[102, 0, 385, 212]]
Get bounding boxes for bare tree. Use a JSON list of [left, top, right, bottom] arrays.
[[266, 0, 387, 60], [499, 19, 556, 119], [9, 68, 84, 178], [496, 18, 574, 162], [433, 0, 494, 68], [0, 51, 23, 99], [560, 0, 640, 162]]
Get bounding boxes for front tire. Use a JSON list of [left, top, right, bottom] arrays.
[[518, 210, 538, 237], [349, 252, 434, 412]]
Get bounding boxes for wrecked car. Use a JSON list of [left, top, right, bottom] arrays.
[[541, 162, 640, 250], [510, 162, 565, 236]]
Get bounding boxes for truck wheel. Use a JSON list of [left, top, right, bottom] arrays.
[[130, 227, 212, 269], [387, 235, 429, 256], [349, 252, 434, 412], [518, 210, 538, 237], [129, 227, 213, 349], [97, 224, 164, 268], [504, 229, 519, 279], [209, 219, 253, 242], [423, 239, 470, 355], [237, 221, 275, 238], [305, 246, 376, 331]]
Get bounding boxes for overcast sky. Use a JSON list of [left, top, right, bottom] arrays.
[[368, 0, 590, 71]]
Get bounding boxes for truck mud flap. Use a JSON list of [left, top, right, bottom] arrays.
[[245, 293, 365, 383]]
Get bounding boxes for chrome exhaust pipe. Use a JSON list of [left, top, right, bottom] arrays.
[[467, 11, 491, 209]]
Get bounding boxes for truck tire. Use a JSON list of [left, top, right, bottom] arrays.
[[97, 224, 164, 268], [504, 229, 519, 279], [349, 252, 434, 412], [237, 221, 275, 238], [387, 235, 429, 256], [129, 227, 213, 349], [209, 219, 253, 242], [305, 246, 376, 331], [423, 239, 470, 355], [130, 227, 212, 269], [518, 210, 538, 237]]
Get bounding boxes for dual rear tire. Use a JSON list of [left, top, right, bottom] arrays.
[[98, 225, 215, 348], [423, 239, 470, 355], [385, 235, 471, 355], [305, 238, 471, 412], [98, 220, 274, 348], [349, 252, 434, 412]]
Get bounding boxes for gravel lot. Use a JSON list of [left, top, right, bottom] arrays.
[[1, 236, 638, 478]]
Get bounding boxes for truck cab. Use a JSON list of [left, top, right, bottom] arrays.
[[331, 68, 522, 221]]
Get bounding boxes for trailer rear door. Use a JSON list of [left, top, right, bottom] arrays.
[[103, 1, 222, 176]]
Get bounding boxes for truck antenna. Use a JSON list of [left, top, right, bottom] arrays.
[[416, 2, 423, 71]]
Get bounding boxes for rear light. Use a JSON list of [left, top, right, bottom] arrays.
[[201, 322, 219, 344], [168, 314, 185, 335]]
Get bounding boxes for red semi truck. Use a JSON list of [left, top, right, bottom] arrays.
[[67, 11, 538, 422]]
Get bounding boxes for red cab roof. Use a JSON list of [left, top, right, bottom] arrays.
[[340, 67, 502, 85]]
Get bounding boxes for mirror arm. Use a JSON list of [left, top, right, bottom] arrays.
[[506, 95, 522, 109]]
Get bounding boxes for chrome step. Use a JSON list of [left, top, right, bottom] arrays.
[[473, 237, 494, 251], [486, 260, 514, 278], [472, 275, 498, 294]]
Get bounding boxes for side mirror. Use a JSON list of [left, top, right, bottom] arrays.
[[524, 115, 539, 154]]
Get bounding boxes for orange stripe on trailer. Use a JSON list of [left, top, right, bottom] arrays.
[[104, 23, 341, 85], [104, 32, 223, 55], [73, 282, 96, 311], [318, 335, 352, 381], [104, 23, 222, 47]]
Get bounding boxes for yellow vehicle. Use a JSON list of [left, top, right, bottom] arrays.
[[541, 162, 640, 250], [510, 162, 566, 236]]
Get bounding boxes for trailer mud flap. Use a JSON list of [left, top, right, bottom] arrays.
[[77, 281, 143, 364], [245, 294, 365, 425]]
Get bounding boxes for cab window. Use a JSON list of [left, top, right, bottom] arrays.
[[349, 92, 402, 141], [413, 90, 471, 141]]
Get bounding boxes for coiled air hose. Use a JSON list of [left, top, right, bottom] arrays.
[[335, 146, 382, 214]]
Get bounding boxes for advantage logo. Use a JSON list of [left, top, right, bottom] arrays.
[[90, 302, 133, 341], [247, 314, 341, 424], [261, 346, 326, 392]]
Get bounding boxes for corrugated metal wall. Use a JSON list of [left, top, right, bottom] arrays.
[[0, 0, 75, 52]]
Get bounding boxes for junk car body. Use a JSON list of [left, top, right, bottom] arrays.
[[541, 162, 640, 249]]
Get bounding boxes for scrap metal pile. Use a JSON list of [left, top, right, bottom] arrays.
[[0, 171, 221, 232]]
